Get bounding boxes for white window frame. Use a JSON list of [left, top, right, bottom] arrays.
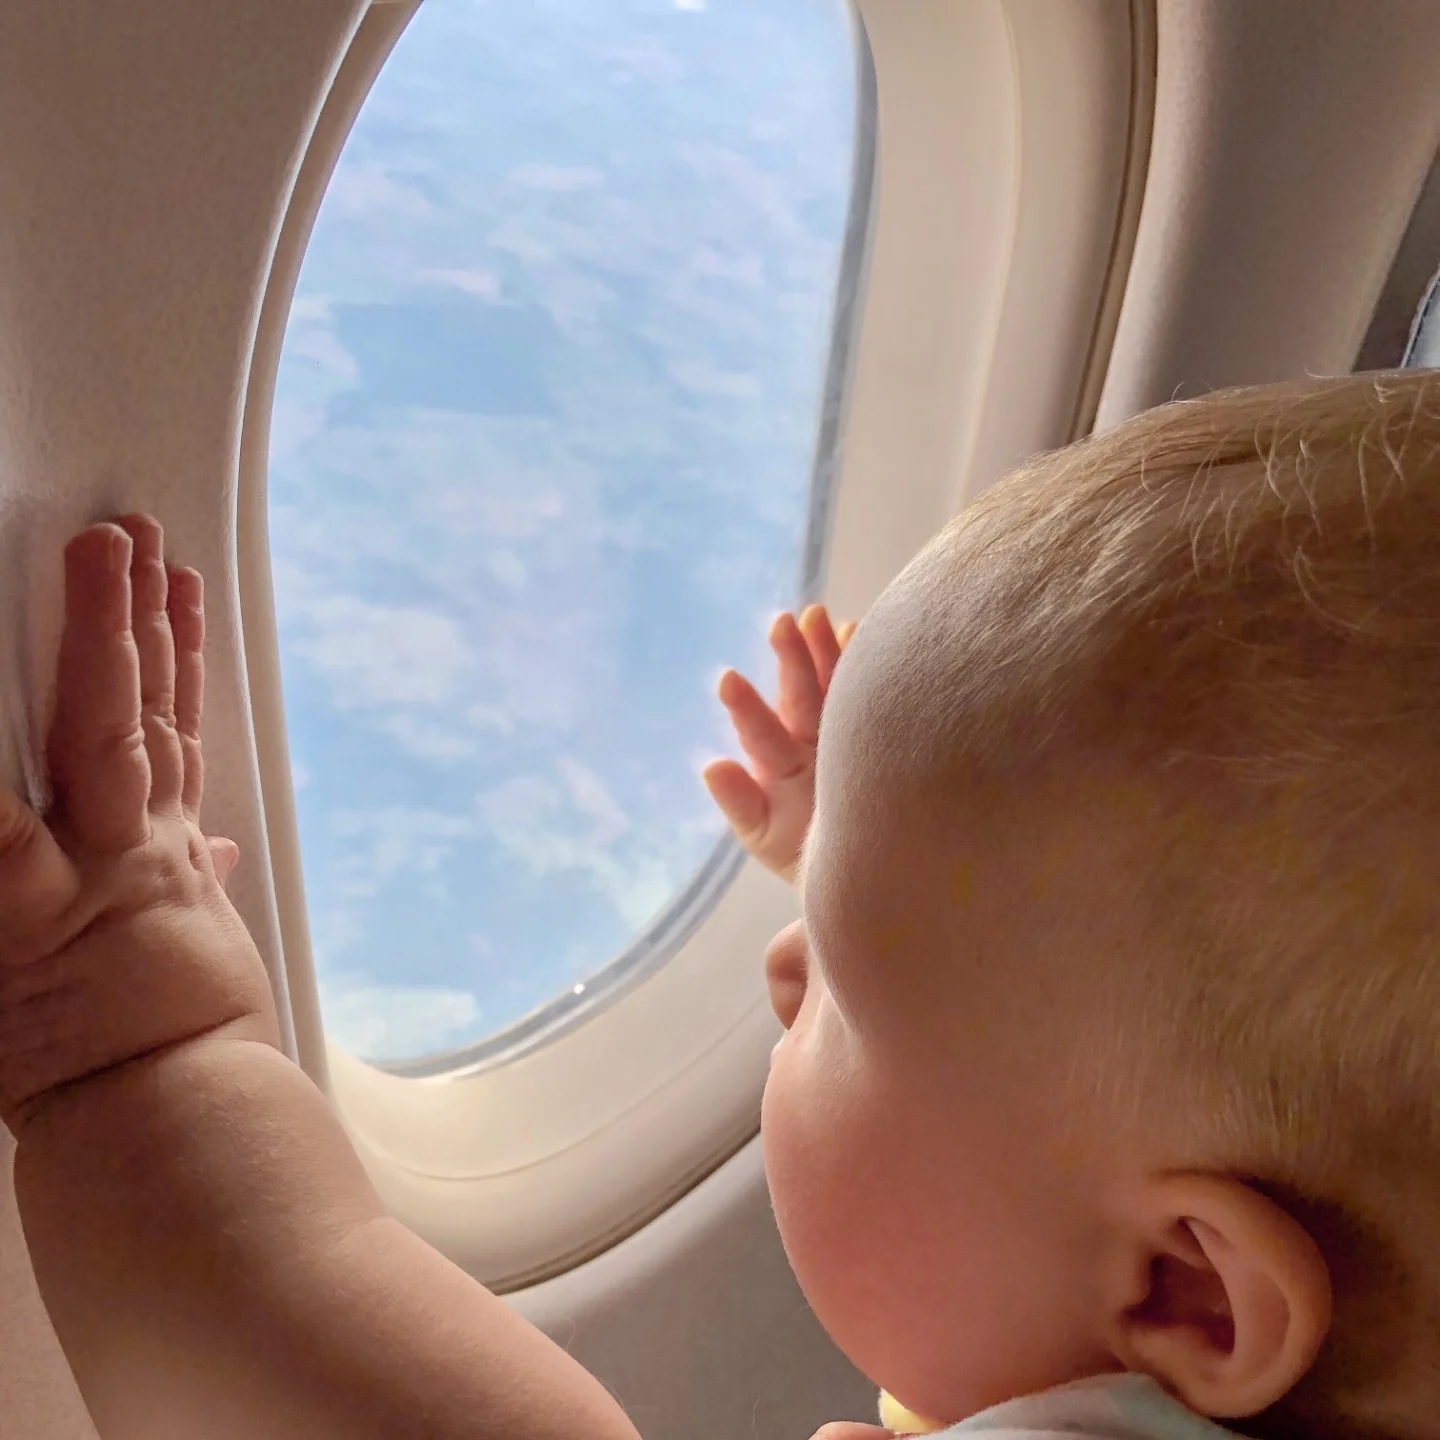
[[238, 0, 1155, 1289]]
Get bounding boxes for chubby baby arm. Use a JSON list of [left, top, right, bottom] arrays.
[[0, 517, 638, 1440]]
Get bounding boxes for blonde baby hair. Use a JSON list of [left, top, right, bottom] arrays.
[[854, 371, 1440, 1440]]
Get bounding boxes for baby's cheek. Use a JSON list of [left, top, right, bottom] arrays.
[[761, 1042, 899, 1382], [761, 1042, 836, 1271]]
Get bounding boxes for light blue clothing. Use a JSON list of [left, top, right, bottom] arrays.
[[930, 1374, 1236, 1440]]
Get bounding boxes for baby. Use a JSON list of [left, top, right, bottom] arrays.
[[1, 369, 1438, 1440]]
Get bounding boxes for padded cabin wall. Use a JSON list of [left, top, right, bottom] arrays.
[[513, 1137, 878, 1440], [1096, 0, 1440, 427], [0, 0, 371, 1048], [0, 4, 365, 1434]]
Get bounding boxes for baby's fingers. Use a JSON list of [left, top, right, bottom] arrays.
[[116, 515, 185, 819], [770, 612, 824, 746], [700, 759, 770, 849], [797, 604, 844, 692], [47, 525, 151, 853], [717, 668, 810, 780], [167, 564, 207, 823], [0, 790, 80, 936]]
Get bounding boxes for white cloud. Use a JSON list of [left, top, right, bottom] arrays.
[[284, 322, 360, 382], [288, 294, 334, 325], [602, 41, 686, 86], [485, 223, 556, 264], [376, 713, 479, 763], [324, 160, 433, 219], [321, 974, 483, 1060], [674, 141, 804, 240], [475, 765, 675, 933], [606, 855, 679, 931], [283, 587, 475, 710], [330, 806, 479, 901], [418, 267, 505, 302], [465, 703, 517, 738], [674, 0, 707, 10], [507, 163, 606, 193], [268, 421, 608, 756], [267, 396, 330, 470], [477, 774, 561, 831], [691, 247, 763, 286], [290, 759, 312, 792], [556, 755, 629, 844], [529, 268, 619, 337], [480, 818, 677, 933], [484, 548, 528, 593], [308, 904, 366, 972], [667, 359, 763, 399], [423, 453, 571, 540]]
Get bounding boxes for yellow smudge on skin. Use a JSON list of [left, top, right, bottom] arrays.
[[1106, 775, 1153, 824], [949, 860, 974, 904], [1340, 859, 1391, 915], [873, 923, 908, 957]]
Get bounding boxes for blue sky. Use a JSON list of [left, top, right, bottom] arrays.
[[269, 0, 856, 1063]]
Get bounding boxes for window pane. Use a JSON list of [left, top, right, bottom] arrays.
[[269, 0, 861, 1065]]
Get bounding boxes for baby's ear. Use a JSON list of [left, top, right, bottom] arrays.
[[1110, 1173, 1331, 1419]]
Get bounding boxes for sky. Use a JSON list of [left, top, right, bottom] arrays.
[[269, 0, 857, 1064]]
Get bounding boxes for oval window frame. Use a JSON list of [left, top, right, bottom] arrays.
[[238, 0, 1155, 1288]]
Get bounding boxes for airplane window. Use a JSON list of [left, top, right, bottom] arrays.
[[268, 0, 864, 1066]]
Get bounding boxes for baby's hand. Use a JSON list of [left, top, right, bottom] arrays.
[[0, 515, 277, 1134], [701, 604, 855, 884]]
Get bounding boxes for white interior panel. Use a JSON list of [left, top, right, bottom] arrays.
[[1096, 0, 1440, 428], [1358, 150, 1440, 371], [510, 1137, 879, 1438], [0, 3, 366, 1434]]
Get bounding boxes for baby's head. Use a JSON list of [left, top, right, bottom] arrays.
[[761, 372, 1440, 1439]]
